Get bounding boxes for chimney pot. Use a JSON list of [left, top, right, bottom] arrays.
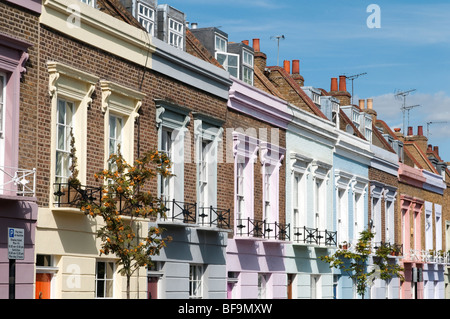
[[252, 39, 260, 52], [283, 60, 290, 74], [292, 60, 300, 75], [331, 78, 338, 92], [408, 126, 413, 136], [434, 146, 439, 155], [428, 144, 433, 152], [418, 126, 423, 136], [394, 128, 402, 133], [339, 75, 347, 92], [242, 40, 249, 46], [359, 99, 365, 110], [367, 98, 373, 110]]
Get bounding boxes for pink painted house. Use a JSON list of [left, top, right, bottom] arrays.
[[0, 0, 40, 299]]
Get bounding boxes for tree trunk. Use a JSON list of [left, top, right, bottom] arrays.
[[127, 275, 131, 299]]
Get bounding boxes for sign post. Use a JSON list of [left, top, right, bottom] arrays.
[[8, 228, 24, 299]]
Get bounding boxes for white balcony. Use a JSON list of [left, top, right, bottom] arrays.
[[0, 166, 36, 198]]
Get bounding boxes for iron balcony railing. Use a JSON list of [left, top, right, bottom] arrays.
[[198, 206, 231, 230], [293, 226, 337, 247], [53, 182, 102, 208], [0, 166, 36, 197], [236, 218, 290, 241], [162, 199, 197, 225]]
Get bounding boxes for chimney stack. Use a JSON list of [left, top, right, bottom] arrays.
[[252, 38, 267, 73], [330, 76, 351, 106], [291, 60, 304, 86], [405, 125, 428, 153], [434, 146, 439, 156]]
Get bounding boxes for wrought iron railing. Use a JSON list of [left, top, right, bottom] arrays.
[[236, 218, 290, 241], [293, 226, 337, 247], [162, 199, 197, 225], [198, 206, 231, 229], [0, 166, 36, 197], [264, 222, 290, 241], [53, 182, 102, 208]]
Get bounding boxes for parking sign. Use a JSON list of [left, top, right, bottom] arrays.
[[8, 228, 24, 260]]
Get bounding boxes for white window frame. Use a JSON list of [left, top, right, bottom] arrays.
[[215, 34, 227, 53], [55, 99, 75, 184], [47, 61, 98, 197], [311, 275, 322, 299], [435, 204, 442, 251], [258, 273, 269, 299], [311, 161, 331, 231], [100, 80, 144, 169], [138, 2, 155, 35], [194, 116, 223, 226], [242, 49, 254, 85], [95, 260, 115, 298], [233, 132, 258, 233], [79, 0, 95, 7], [108, 114, 123, 157], [155, 100, 190, 219], [425, 201, 433, 251], [160, 127, 174, 204], [216, 52, 239, 78], [169, 18, 184, 50], [189, 265, 204, 299]]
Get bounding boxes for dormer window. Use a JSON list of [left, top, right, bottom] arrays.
[[352, 108, 361, 130], [331, 101, 339, 126], [138, 2, 155, 35], [242, 49, 254, 85], [79, 0, 95, 7], [169, 18, 184, 49], [215, 35, 227, 53], [216, 52, 239, 78], [312, 92, 320, 105]]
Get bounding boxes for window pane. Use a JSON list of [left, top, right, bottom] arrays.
[[97, 262, 105, 279], [106, 262, 114, 279], [58, 100, 65, 124]]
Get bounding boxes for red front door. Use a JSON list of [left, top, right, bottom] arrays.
[[35, 273, 52, 299]]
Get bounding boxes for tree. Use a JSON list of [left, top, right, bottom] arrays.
[[320, 229, 404, 299], [82, 149, 172, 299]]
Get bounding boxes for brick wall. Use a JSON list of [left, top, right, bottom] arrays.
[[221, 108, 287, 236], [0, 1, 40, 179], [34, 23, 228, 208]]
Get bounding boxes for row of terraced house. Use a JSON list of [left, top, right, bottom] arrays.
[[1, 0, 449, 299]]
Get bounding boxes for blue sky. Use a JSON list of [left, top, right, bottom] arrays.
[[168, 0, 450, 161]]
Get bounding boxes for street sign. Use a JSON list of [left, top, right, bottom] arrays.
[[8, 228, 24, 260]]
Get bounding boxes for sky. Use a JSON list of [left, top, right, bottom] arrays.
[[167, 0, 450, 161]]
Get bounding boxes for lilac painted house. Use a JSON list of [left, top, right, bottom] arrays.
[[0, 0, 40, 299]]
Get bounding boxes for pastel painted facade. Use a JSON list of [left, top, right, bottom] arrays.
[[225, 76, 290, 299], [0, 0, 40, 299], [34, 0, 232, 299], [284, 99, 338, 299]]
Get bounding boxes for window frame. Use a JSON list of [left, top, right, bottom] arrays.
[[216, 52, 240, 78], [55, 98, 75, 184], [189, 264, 204, 299], [137, 2, 155, 35], [168, 18, 184, 49], [215, 34, 227, 53], [95, 260, 115, 299], [242, 49, 254, 85]]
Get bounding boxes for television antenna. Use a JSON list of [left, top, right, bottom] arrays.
[[270, 35, 285, 66], [427, 121, 448, 138], [403, 104, 421, 132], [395, 89, 416, 134], [346, 72, 367, 105]]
